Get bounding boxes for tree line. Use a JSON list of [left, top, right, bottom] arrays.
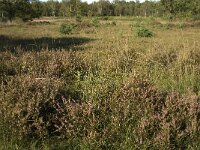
[[1, 0, 200, 22]]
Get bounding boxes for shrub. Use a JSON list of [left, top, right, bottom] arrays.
[[75, 20, 93, 31], [114, 78, 200, 149], [134, 21, 143, 27], [27, 21, 51, 26], [131, 17, 144, 28], [76, 15, 82, 23], [84, 28, 96, 34], [101, 16, 109, 20], [91, 17, 100, 27], [59, 23, 73, 35], [178, 23, 184, 29], [149, 20, 163, 28], [111, 21, 117, 26], [105, 21, 117, 27], [163, 23, 175, 30], [137, 27, 154, 37], [0, 17, 8, 22]]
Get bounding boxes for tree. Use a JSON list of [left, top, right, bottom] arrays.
[[69, 0, 81, 16], [1, 0, 199, 20], [59, 0, 71, 17], [113, 0, 124, 16], [135, 0, 142, 16], [161, 0, 200, 18], [97, 0, 113, 16], [30, 0, 43, 18], [46, 0, 60, 17], [88, 2, 99, 16], [80, 2, 89, 16], [141, 1, 157, 17], [174, 0, 200, 17], [14, 0, 33, 21], [160, 0, 175, 14], [0, 0, 15, 21]]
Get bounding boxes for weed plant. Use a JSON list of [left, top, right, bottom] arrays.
[[91, 17, 100, 27], [59, 23, 73, 35], [76, 15, 82, 23], [137, 27, 154, 37]]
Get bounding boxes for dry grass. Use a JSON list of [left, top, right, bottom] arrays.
[[0, 16, 200, 149]]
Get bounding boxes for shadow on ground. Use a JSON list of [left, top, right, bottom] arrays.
[[0, 35, 94, 52]]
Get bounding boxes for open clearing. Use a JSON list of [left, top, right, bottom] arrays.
[[0, 17, 200, 149]]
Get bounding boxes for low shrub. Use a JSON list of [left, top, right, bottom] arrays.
[[178, 22, 186, 29], [84, 28, 96, 34], [0, 17, 8, 22], [163, 23, 175, 29], [76, 15, 82, 23], [137, 27, 154, 37], [188, 21, 200, 27], [147, 49, 178, 67], [111, 21, 117, 26], [101, 16, 109, 20], [91, 17, 100, 27], [27, 21, 51, 26], [75, 20, 93, 31], [105, 21, 117, 27], [149, 20, 163, 28], [132, 21, 143, 28], [59, 23, 73, 35], [131, 17, 145, 28], [113, 78, 200, 149]]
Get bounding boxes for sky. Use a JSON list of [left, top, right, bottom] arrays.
[[40, 0, 147, 4]]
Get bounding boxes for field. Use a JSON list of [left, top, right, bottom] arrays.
[[0, 17, 200, 149]]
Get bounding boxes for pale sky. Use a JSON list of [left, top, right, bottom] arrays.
[[40, 0, 147, 4]]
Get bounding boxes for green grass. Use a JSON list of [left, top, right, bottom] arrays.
[[0, 16, 200, 149]]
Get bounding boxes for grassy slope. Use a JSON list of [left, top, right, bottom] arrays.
[[0, 17, 200, 149]]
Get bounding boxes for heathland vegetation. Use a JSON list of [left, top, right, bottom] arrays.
[[0, 0, 200, 149]]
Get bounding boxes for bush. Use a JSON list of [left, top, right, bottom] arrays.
[[91, 17, 100, 27], [111, 21, 117, 26], [101, 16, 109, 20], [133, 21, 143, 28], [75, 20, 93, 31], [76, 15, 82, 23], [137, 27, 154, 37], [59, 23, 73, 35], [0, 17, 8, 23], [105, 21, 117, 27], [164, 23, 175, 29], [149, 20, 163, 28]]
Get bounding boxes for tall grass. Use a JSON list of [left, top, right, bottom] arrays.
[[0, 17, 200, 149]]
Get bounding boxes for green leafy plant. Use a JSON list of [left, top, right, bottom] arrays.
[[136, 27, 154, 37], [101, 16, 109, 20], [76, 15, 82, 23], [134, 21, 143, 27], [105, 21, 117, 27], [111, 21, 117, 26], [92, 17, 100, 27], [59, 23, 73, 35], [178, 22, 186, 29]]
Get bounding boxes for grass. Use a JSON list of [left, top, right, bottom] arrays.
[[0, 16, 200, 149]]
